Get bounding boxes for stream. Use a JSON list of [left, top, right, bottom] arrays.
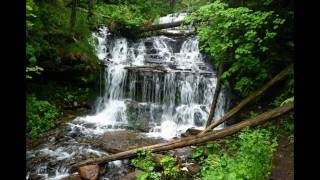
[[26, 13, 230, 180]]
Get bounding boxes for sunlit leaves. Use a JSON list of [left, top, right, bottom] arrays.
[[189, 1, 286, 97]]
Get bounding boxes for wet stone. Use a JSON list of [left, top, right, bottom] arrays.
[[99, 131, 166, 151], [79, 165, 99, 180], [82, 123, 97, 129], [194, 112, 204, 126]]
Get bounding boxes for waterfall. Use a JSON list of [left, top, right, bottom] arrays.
[[81, 26, 230, 140], [26, 14, 230, 180]]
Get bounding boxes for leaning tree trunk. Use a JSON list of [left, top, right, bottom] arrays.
[[71, 103, 293, 169], [200, 64, 293, 135], [206, 64, 224, 127]]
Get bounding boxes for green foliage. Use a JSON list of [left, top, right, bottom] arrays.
[[94, 0, 173, 31], [131, 149, 156, 172], [27, 95, 60, 139], [281, 96, 294, 106], [284, 120, 294, 134], [272, 67, 294, 107], [95, 4, 144, 30], [131, 149, 160, 179], [27, 0, 37, 30], [283, 114, 294, 136], [192, 146, 205, 160], [26, 0, 44, 79], [26, 0, 98, 80], [249, 110, 258, 118], [188, 1, 292, 97], [137, 171, 161, 180], [27, 82, 96, 107], [131, 149, 181, 179], [198, 127, 278, 180], [175, 0, 211, 12], [160, 156, 180, 177]]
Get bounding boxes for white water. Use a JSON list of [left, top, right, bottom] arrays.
[[81, 22, 229, 140]]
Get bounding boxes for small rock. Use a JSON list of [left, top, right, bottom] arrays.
[[187, 163, 200, 175], [73, 101, 78, 107], [79, 165, 100, 180]]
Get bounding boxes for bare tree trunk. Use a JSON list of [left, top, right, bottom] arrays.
[[200, 64, 293, 134], [206, 64, 224, 127], [71, 103, 293, 169]]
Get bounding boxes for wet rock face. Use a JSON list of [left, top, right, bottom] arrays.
[[99, 131, 165, 151], [79, 165, 100, 180], [126, 100, 163, 131], [194, 111, 204, 126]]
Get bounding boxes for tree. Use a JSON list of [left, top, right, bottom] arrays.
[[206, 64, 224, 127], [187, 1, 291, 98]]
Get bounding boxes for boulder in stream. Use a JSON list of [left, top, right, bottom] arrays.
[[79, 164, 99, 180]]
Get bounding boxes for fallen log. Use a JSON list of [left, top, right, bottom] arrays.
[[140, 20, 185, 32], [71, 103, 293, 169], [155, 31, 196, 37], [103, 147, 123, 154], [200, 64, 293, 134]]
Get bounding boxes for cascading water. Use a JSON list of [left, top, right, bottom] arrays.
[[26, 13, 230, 180], [84, 26, 229, 139]]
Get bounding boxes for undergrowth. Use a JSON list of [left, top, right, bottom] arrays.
[[26, 95, 61, 139], [129, 123, 285, 180]]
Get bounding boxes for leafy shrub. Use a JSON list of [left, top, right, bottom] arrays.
[[160, 156, 180, 178], [187, 1, 292, 97], [27, 95, 60, 138], [192, 146, 205, 160], [131, 149, 160, 179], [131, 149, 181, 179], [26, 0, 98, 80], [199, 127, 278, 180]]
